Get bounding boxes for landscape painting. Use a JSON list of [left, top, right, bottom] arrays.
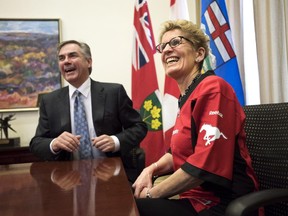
[[0, 19, 61, 112]]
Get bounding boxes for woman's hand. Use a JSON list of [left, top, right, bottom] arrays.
[[139, 187, 150, 198], [133, 153, 174, 198], [132, 166, 154, 198]]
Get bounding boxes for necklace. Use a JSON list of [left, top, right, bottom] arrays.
[[178, 73, 201, 105], [180, 73, 201, 97]]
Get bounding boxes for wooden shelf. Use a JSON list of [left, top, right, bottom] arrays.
[[0, 146, 41, 165]]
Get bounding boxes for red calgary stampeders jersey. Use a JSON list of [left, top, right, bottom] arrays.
[[170, 71, 259, 213]]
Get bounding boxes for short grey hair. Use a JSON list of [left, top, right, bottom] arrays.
[[57, 40, 92, 74]]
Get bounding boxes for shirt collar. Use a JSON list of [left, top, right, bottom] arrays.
[[69, 78, 91, 99]]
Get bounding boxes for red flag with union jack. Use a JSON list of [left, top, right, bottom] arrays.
[[132, 0, 165, 166]]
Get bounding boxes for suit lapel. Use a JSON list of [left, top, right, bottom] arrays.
[[91, 80, 105, 133], [57, 87, 72, 132]]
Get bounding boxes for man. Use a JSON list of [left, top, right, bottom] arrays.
[[30, 40, 147, 180]]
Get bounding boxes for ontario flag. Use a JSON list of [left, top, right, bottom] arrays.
[[201, 0, 245, 105], [162, 0, 190, 150], [132, 0, 165, 166]]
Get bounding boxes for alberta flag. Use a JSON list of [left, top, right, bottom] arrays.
[[162, 0, 190, 150], [132, 0, 165, 166], [201, 0, 245, 105]]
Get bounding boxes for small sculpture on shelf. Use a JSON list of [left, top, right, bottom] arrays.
[[0, 113, 16, 139]]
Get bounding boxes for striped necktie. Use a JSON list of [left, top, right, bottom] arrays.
[[74, 90, 92, 159]]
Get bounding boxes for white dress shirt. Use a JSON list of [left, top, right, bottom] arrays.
[[50, 78, 120, 158]]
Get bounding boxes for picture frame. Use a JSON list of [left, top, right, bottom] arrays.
[[0, 19, 62, 112]]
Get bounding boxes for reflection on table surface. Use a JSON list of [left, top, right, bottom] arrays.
[[0, 158, 139, 216]]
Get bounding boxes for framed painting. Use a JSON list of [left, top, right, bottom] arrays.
[[0, 19, 62, 112]]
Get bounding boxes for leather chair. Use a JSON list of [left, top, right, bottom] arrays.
[[225, 102, 288, 216], [122, 147, 145, 183]]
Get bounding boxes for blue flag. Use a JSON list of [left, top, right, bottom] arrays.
[[201, 0, 245, 105]]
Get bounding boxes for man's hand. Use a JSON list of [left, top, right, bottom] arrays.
[[52, 131, 81, 152], [92, 135, 115, 152], [93, 158, 119, 181], [51, 168, 81, 191]]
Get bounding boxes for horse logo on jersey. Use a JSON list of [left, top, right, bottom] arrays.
[[200, 124, 227, 146]]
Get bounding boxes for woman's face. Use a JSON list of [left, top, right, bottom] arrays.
[[160, 29, 199, 81]]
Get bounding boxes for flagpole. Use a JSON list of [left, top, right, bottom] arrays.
[[195, 0, 201, 26]]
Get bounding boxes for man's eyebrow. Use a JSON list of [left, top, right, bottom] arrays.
[[68, 51, 78, 56], [58, 51, 79, 58], [58, 51, 78, 56]]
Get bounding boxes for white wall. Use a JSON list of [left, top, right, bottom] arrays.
[[0, 0, 197, 146]]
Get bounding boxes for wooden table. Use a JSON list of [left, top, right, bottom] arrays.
[[0, 158, 139, 216]]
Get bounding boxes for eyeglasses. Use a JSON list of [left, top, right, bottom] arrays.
[[155, 36, 193, 53]]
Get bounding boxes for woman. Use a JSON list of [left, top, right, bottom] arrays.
[[132, 20, 260, 216]]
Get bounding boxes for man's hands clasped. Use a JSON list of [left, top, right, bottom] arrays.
[[52, 132, 116, 153]]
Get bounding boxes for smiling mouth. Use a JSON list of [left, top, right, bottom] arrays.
[[166, 57, 179, 64], [64, 65, 76, 72]]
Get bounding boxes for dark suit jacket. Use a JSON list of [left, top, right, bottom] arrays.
[[30, 79, 147, 164]]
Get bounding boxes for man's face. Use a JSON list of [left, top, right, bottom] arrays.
[[58, 43, 92, 88]]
